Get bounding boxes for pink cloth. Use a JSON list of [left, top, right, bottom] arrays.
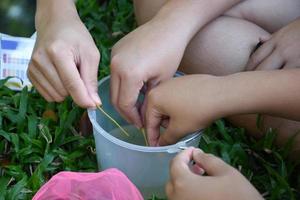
[[33, 168, 143, 200]]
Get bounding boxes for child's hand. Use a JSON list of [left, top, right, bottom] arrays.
[[28, 1, 101, 107], [247, 18, 300, 71], [145, 75, 221, 146], [110, 19, 188, 128], [166, 148, 263, 200], [110, 0, 211, 129]]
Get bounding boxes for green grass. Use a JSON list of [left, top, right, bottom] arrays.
[[0, 0, 299, 199]]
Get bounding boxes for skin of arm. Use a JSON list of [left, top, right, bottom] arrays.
[[111, 0, 242, 128], [145, 69, 300, 146], [35, 0, 78, 32], [218, 69, 300, 121], [152, 0, 242, 41]]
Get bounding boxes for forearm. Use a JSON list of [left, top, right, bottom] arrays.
[[151, 0, 241, 44], [215, 69, 300, 121], [35, 0, 79, 29]]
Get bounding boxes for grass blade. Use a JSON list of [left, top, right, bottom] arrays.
[[96, 105, 130, 137]]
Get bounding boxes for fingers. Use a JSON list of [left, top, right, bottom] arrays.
[[27, 64, 64, 102], [246, 40, 275, 71], [146, 110, 180, 146], [30, 45, 99, 108], [192, 149, 232, 176], [145, 88, 185, 146], [31, 52, 68, 97], [140, 80, 160, 126], [118, 72, 143, 128], [254, 51, 284, 71], [145, 88, 181, 146], [259, 35, 271, 43], [110, 69, 121, 112], [173, 148, 205, 176], [49, 47, 96, 108], [158, 120, 183, 146], [171, 148, 230, 178], [27, 72, 54, 102], [110, 53, 149, 128], [161, 118, 170, 128], [145, 105, 163, 146], [80, 48, 102, 106], [170, 147, 194, 180], [168, 148, 204, 199], [140, 93, 148, 127]]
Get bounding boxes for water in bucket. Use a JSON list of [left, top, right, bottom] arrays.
[[109, 125, 146, 146], [109, 125, 165, 146]]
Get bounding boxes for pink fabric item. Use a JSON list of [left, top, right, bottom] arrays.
[[33, 168, 143, 200]]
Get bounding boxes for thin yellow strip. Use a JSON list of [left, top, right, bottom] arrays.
[[140, 128, 149, 146], [96, 105, 130, 137]]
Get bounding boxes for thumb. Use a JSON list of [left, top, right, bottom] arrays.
[[246, 39, 274, 71], [158, 119, 184, 146], [259, 35, 271, 43], [192, 149, 233, 176], [80, 51, 102, 106], [169, 147, 195, 180]]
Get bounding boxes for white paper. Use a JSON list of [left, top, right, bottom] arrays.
[[0, 33, 35, 90]]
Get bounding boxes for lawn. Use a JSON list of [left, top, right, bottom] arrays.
[[0, 0, 299, 199]]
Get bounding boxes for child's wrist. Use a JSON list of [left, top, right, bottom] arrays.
[[188, 75, 228, 123], [207, 76, 232, 121], [197, 75, 245, 121], [214, 72, 269, 118], [35, 0, 78, 30]]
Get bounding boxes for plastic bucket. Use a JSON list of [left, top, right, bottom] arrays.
[[88, 75, 201, 198]]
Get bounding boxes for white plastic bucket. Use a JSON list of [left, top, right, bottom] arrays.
[[88, 75, 201, 198]]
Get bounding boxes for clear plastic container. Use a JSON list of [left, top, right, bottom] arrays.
[[88, 75, 201, 199]]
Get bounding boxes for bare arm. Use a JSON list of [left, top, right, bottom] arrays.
[[218, 69, 300, 121], [145, 69, 300, 146], [134, 0, 242, 40]]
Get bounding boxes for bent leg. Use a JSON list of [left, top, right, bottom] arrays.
[[134, 0, 300, 74], [134, 0, 300, 32], [225, 0, 300, 33], [179, 16, 269, 75]]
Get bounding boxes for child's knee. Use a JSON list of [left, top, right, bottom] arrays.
[[180, 16, 270, 76], [225, 0, 300, 33], [133, 0, 167, 25]]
